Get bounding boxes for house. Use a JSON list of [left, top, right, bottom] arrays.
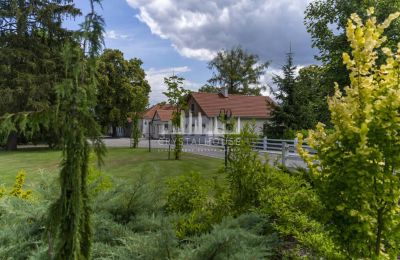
[[141, 103, 175, 138], [141, 88, 274, 139], [184, 88, 274, 136]]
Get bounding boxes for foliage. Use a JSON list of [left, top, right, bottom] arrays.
[[305, 0, 400, 120], [0, 0, 80, 150], [259, 168, 343, 258], [268, 53, 324, 138], [0, 169, 32, 200], [96, 49, 150, 137], [166, 172, 209, 213], [9, 169, 32, 199], [130, 114, 141, 148], [87, 153, 112, 197], [299, 9, 400, 258], [95, 177, 163, 225], [47, 0, 106, 258], [198, 84, 221, 93], [207, 46, 269, 95], [180, 214, 280, 260], [226, 124, 266, 213], [0, 187, 5, 198], [166, 172, 231, 239], [163, 75, 190, 160]]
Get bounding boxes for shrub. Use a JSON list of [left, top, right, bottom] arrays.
[[258, 168, 343, 258], [0, 197, 48, 259], [9, 169, 32, 199], [180, 214, 280, 259], [165, 172, 209, 214], [226, 124, 267, 213], [0, 186, 5, 199], [94, 177, 163, 224], [298, 8, 400, 258], [87, 153, 112, 197]]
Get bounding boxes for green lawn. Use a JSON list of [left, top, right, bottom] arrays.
[[0, 148, 223, 189]]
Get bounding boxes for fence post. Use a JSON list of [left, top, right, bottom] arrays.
[[294, 137, 298, 154], [282, 141, 287, 166], [263, 136, 267, 151]]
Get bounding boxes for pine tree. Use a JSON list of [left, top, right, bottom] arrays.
[[268, 50, 297, 137]]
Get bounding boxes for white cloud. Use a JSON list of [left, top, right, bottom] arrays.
[[126, 0, 317, 66], [145, 66, 201, 104], [104, 30, 129, 40]]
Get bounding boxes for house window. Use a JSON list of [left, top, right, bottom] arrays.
[[191, 103, 195, 113], [164, 124, 169, 130], [202, 124, 206, 128]]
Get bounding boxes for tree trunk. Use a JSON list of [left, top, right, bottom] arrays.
[[112, 125, 117, 138], [375, 208, 384, 256], [6, 131, 18, 150]]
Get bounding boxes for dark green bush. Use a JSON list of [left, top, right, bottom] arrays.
[[258, 168, 344, 258], [180, 214, 280, 259], [95, 179, 163, 224]]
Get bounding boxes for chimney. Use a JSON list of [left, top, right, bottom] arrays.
[[220, 86, 228, 98]]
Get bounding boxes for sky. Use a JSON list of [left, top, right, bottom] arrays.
[[68, 0, 318, 104]]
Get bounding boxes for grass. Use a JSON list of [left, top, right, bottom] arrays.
[[0, 147, 223, 189]]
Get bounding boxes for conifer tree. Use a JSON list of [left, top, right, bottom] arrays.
[[267, 51, 298, 137], [0, 0, 80, 150], [48, 0, 105, 259]]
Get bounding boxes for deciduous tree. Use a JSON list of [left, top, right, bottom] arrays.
[[96, 49, 150, 137], [299, 9, 400, 258], [163, 75, 190, 160], [305, 0, 400, 90], [207, 46, 268, 95]]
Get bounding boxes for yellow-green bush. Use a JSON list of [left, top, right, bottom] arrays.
[[298, 8, 400, 258], [87, 153, 112, 196], [9, 169, 32, 199], [0, 186, 5, 198]]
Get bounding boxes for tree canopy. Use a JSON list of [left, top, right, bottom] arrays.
[[0, 0, 80, 149], [96, 49, 150, 137], [163, 75, 190, 160], [305, 0, 400, 89], [267, 52, 324, 138], [206, 47, 268, 95]]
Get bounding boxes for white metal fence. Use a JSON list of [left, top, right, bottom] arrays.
[[154, 136, 315, 167]]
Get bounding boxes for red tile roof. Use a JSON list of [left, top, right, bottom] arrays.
[[142, 103, 175, 119], [190, 92, 274, 118], [155, 110, 174, 121]]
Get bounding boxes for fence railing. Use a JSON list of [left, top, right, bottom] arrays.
[[155, 135, 315, 167], [200, 136, 315, 154], [203, 136, 315, 167]]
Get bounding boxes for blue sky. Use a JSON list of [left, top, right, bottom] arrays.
[[67, 0, 317, 104]]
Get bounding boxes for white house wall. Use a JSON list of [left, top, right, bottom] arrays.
[[142, 113, 266, 139]]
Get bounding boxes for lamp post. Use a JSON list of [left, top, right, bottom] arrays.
[[219, 108, 232, 168], [148, 120, 152, 152]]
